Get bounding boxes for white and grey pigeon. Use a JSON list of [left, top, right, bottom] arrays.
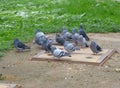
[[35, 28, 45, 45], [61, 28, 72, 40], [14, 38, 30, 51], [76, 35, 89, 48], [64, 41, 80, 54], [50, 45, 71, 58], [78, 24, 89, 41], [55, 34, 65, 45], [90, 40, 102, 54]]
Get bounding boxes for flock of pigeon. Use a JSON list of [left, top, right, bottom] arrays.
[[13, 24, 102, 58]]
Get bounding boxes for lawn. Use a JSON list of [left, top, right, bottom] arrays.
[[0, 0, 120, 56]]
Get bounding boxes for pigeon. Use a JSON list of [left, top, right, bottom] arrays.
[[61, 28, 72, 40], [71, 28, 77, 34], [62, 31, 72, 41], [76, 35, 89, 48], [71, 28, 80, 44], [61, 27, 68, 35], [55, 34, 65, 45], [90, 40, 102, 54], [50, 45, 71, 58], [40, 36, 53, 53], [64, 41, 80, 54], [14, 38, 30, 51], [35, 28, 45, 45], [78, 24, 89, 41]]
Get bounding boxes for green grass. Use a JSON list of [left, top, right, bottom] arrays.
[[0, 0, 120, 56]]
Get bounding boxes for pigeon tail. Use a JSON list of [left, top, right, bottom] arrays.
[[97, 45, 102, 51], [64, 52, 71, 57], [85, 43, 89, 47], [24, 46, 31, 49], [75, 46, 80, 50], [84, 35, 90, 41]]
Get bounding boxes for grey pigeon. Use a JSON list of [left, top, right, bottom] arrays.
[[71, 28, 80, 44], [64, 41, 80, 54], [55, 34, 65, 45], [78, 24, 89, 41], [50, 45, 71, 58], [71, 28, 77, 34], [90, 40, 102, 54], [14, 38, 30, 51], [61, 27, 68, 35], [35, 28, 45, 45], [62, 32, 72, 41], [61, 28, 72, 40], [40, 36, 53, 53], [76, 35, 89, 48]]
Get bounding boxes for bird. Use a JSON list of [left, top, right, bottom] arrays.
[[61, 27, 68, 35], [90, 40, 102, 54], [35, 28, 45, 45], [78, 24, 89, 41], [50, 45, 71, 58], [71, 28, 77, 34], [61, 28, 72, 40], [76, 35, 89, 48], [55, 34, 65, 45], [14, 38, 30, 51], [40, 36, 53, 53], [71, 28, 80, 44], [64, 41, 80, 54]]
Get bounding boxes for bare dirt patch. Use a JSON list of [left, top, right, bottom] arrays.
[[0, 33, 120, 88]]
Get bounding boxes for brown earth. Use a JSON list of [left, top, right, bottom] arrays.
[[0, 33, 120, 88]]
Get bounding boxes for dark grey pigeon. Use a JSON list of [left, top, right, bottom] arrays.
[[50, 45, 71, 58], [35, 28, 45, 45], [55, 34, 65, 45], [14, 38, 30, 51], [78, 24, 89, 41], [64, 41, 80, 54], [90, 40, 102, 54]]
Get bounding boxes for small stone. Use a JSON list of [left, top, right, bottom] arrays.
[[105, 65, 109, 68], [65, 77, 67, 79], [115, 68, 120, 72], [71, 76, 73, 78], [2, 67, 6, 69], [68, 68, 72, 70]]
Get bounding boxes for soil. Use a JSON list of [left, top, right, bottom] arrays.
[[0, 33, 120, 88]]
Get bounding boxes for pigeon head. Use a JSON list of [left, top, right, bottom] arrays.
[[14, 38, 19, 42], [91, 40, 96, 45], [36, 28, 41, 33], [56, 34, 60, 37], [47, 39, 53, 44], [71, 28, 76, 34], [80, 24, 83, 29], [61, 27, 68, 34], [50, 46, 56, 53]]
